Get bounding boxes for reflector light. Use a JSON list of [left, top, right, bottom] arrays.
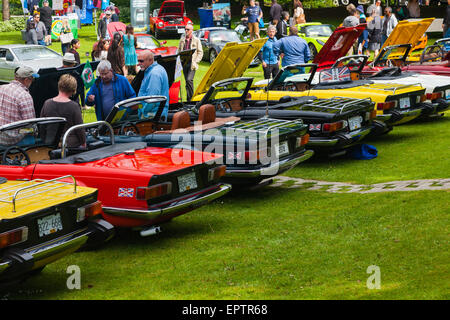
[[136, 182, 172, 201], [296, 134, 310, 147], [77, 201, 103, 222], [0, 227, 28, 249], [208, 165, 227, 181]]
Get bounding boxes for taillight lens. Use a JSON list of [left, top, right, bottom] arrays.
[[418, 94, 427, 103], [296, 134, 310, 147], [377, 101, 395, 110], [208, 165, 226, 181], [77, 201, 103, 222], [0, 227, 28, 249], [136, 182, 172, 201], [426, 92, 442, 100], [244, 150, 261, 162], [322, 121, 346, 133], [369, 109, 377, 119]]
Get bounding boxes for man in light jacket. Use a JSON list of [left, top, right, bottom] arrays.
[[381, 7, 398, 46], [178, 23, 203, 102]]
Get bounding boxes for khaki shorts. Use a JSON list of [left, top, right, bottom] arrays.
[[248, 22, 259, 35]]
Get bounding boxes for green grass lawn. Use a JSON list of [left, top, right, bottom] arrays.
[[1, 25, 449, 300]]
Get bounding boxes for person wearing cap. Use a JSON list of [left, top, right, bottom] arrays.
[[85, 60, 136, 121], [98, 10, 113, 40], [62, 52, 78, 67], [0, 67, 38, 129], [38, 1, 53, 35]]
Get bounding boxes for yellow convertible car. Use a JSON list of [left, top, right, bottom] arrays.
[[191, 37, 426, 128], [0, 176, 114, 286]]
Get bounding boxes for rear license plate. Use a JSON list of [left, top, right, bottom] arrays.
[[275, 141, 289, 157], [37, 213, 63, 237], [178, 172, 197, 193], [399, 97, 410, 109], [446, 89, 450, 100], [177, 28, 185, 34], [348, 116, 362, 131]]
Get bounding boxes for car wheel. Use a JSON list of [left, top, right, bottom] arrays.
[[209, 49, 218, 64], [309, 43, 318, 61]]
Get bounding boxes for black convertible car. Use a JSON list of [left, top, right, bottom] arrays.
[[94, 95, 314, 187], [170, 77, 378, 157]]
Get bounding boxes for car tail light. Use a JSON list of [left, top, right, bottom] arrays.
[[0, 227, 28, 249], [208, 165, 226, 181], [426, 92, 442, 100], [296, 134, 310, 147], [376, 101, 395, 110], [418, 94, 427, 103], [77, 201, 103, 222], [369, 109, 377, 119], [136, 182, 172, 201], [322, 121, 346, 133], [244, 150, 261, 162]]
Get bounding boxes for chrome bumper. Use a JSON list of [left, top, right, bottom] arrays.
[[307, 126, 372, 148], [225, 150, 314, 178], [390, 108, 422, 125], [0, 220, 114, 280], [102, 184, 231, 220]]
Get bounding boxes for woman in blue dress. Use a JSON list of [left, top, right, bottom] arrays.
[[123, 25, 138, 75]]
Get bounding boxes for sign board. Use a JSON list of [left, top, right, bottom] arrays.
[[131, 0, 150, 32]]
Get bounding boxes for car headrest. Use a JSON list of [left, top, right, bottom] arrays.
[[198, 104, 216, 124], [171, 110, 191, 130]]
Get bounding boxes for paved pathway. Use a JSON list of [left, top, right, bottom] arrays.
[[269, 176, 450, 193]]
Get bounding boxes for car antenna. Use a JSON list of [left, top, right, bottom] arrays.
[[265, 39, 271, 119]]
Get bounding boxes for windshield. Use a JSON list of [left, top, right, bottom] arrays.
[[108, 99, 166, 125], [137, 36, 159, 50], [375, 46, 409, 66], [207, 80, 249, 102], [210, 30, 241, 43], [12, 46, 61, 61], [305, 25, 333, 37], [0, 121, 63, 147], [274, 67, 311, 85]]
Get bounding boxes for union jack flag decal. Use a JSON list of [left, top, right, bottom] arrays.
[[118, 188, 134, 198], [227, 152, 242, 160], [309, 124, 321, 131], [319, 67, 351, 84]]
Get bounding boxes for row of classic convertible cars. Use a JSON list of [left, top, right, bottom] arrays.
[[1, 19, 449, 287]]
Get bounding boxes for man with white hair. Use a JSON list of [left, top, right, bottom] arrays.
[[0, 66, 38, 126], [85, 60, 136, 121], [367, 0, 382, 17], [261, 25, 280, 79]]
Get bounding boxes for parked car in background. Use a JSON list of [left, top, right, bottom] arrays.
[[0, 117, 230, 236], [135, 33, 178, 56], [194, 27, 262, 67], [0, 45, 62, 84], [296, 22, 334, 60], [149, 0, 192, 39], [0, 175, 114, 287]]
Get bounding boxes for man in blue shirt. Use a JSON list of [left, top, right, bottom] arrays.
[[137, 50, 170, 120], [85, 60, 136, 121], [261, 25, 279, 79], [273, 26, 310, 71], [242, 0, 263, 40]]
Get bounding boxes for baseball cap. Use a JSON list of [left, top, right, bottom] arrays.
[[63, 52, 77, 64], [356, 5, 364, 14], [15, 66, 39, 79], [105, 10, 112, 15]]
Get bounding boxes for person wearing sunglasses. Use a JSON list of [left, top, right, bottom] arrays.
[[177, 23, 203, 102]]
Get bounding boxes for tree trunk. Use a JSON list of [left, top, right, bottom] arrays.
[[2, 0, 10, 21]]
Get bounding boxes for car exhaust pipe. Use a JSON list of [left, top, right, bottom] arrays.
[[140, 226, 162, 237]]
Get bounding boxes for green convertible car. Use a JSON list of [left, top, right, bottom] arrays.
[[296, 22, 334, 60]]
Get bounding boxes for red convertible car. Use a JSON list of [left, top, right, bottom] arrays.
[[0, 118, 230, 235], [135, 33, 178, 56], [149, 0, 192, 39]]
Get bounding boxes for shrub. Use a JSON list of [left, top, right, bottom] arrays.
[[0, 17, 26, 32]]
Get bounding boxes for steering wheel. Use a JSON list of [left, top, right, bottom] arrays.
[[282, 81, 297, 91], [217, 101, 232, 113], [119, 122, 140, 136], [1, 146, 31, 166]]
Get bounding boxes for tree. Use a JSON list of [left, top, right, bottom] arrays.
[[3, 0, 11, 21]]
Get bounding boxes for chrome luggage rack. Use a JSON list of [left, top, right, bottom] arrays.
[[0, 175, 77, 213], [228, 118, 304, 136], [298, 97, 373, 114], [365, 83, 423, 94]]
